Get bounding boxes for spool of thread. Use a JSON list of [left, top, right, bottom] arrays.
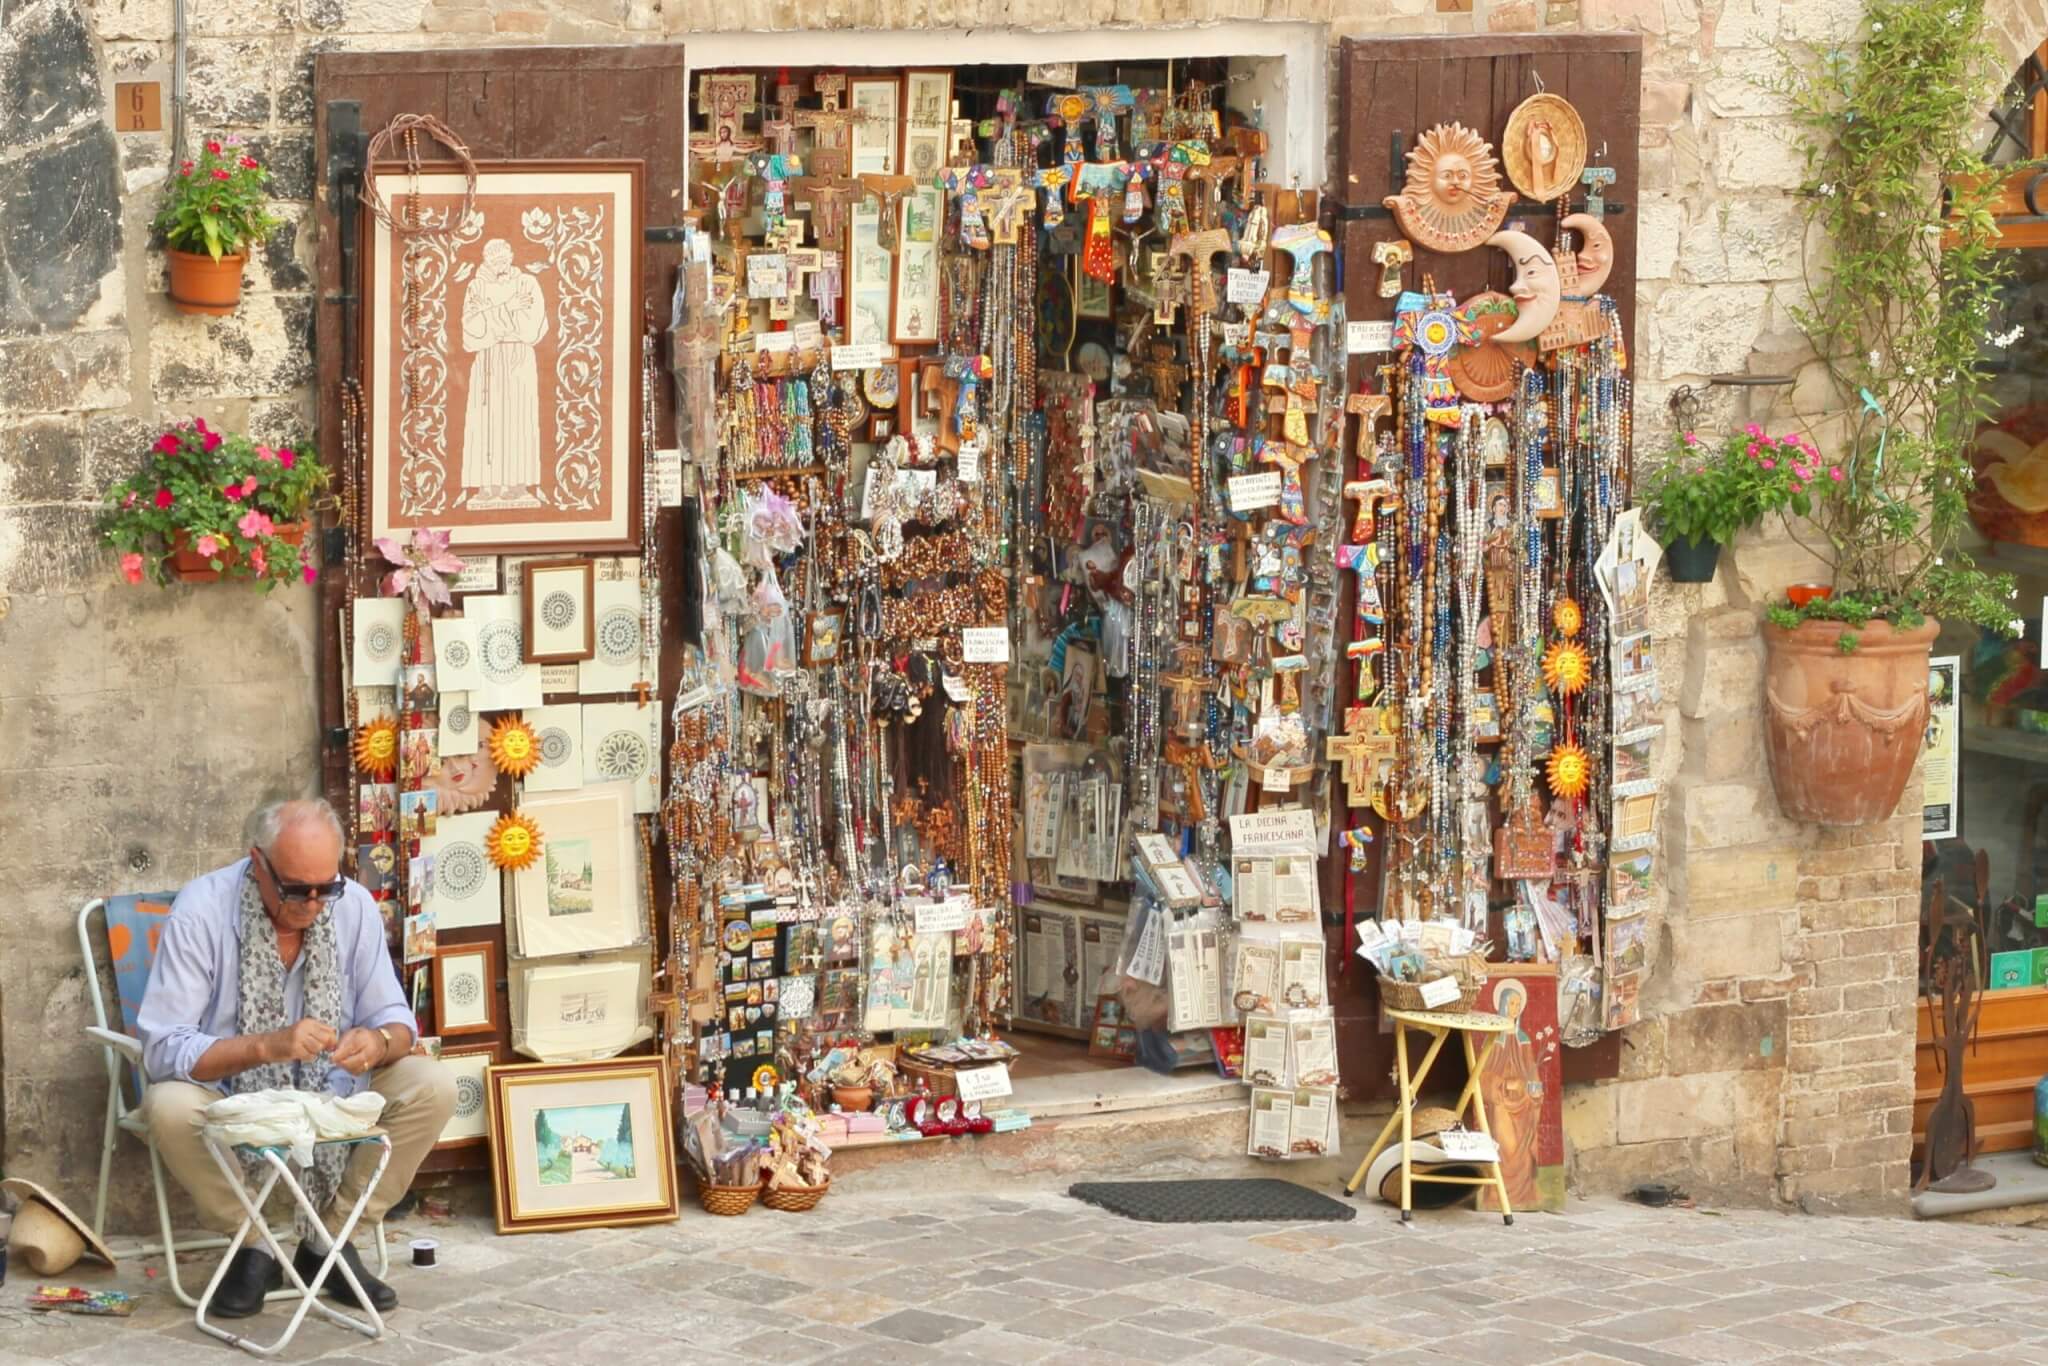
[[409, 1238, 438, 1269]]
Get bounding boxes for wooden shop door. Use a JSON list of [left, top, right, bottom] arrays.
[[309, 47, 687, 1168], [1324, 33, 1642, 1102]]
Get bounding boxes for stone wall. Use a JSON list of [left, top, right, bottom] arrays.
[[0, 0, 1951, 1222]]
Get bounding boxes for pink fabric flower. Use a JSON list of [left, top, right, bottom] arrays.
[[249, 546, 268, 576], [375, 527, 466, 608], [153, 488, 173, 509], [223, 484, 244, 502], [1829, 466, 1845, 482], [194, 534, 221, 558], [155, 431, 180, 455], [120, 552, 144, 585], [237, 509, 274, 539], [303, 564, 319, 584]]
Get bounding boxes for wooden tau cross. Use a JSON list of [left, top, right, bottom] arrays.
[[1160, 648, 1218, 735], [1346, 390, 1391, 460], [1033, 166, 1072, 227], [1227, 126, 1267, 202], [1162, 736, 1220, 821], [691, 73, 763, 163], [1372, 240, 1413, 299], [796, 73, 866, 178], [1078, 83, 1135, 160], [1580, 165, 1617, 218], [1327, 705, 1398, 809], [781, 246, 823, 323], [1168, 227, 1231, 315], [633, 681, 655, 708], [859, 173, 914, 250], [1145, 340, 1187, 410], [1341, 476, 1394, 542], [981, 170, 1036, 245]]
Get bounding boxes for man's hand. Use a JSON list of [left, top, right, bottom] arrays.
[[264, 1018, 338, 1066], [330, 1026, 388, 1076]]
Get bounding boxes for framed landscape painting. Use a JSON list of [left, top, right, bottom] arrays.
[[364, 160, 644, 551], [485, 1056, 677, 1233]]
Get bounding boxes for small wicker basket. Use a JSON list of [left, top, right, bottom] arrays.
[[761, 1179, 830, 1212], [696, 1177, 760, 1216], [1377, 953, 1489, 1014]]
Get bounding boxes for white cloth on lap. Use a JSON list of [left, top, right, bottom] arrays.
[[202, 1088, 387, 1167]]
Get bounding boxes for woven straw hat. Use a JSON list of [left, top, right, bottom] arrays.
[[1363, 1140, 1486, 1208], [2, 1177, 115, 1274], [1410, 1106, 1461, 1141], [1501, 93, 1587, 203]]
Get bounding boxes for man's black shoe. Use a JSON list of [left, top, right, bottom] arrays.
[[293, 1238, 398, 1313], [210, 1248, 281, 1318]]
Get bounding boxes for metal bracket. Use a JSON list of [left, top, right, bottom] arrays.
[[645, 226, 688, 244], [325, 100, 368, 366]]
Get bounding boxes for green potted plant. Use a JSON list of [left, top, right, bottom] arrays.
[[101, 418, 328, 589], [154, 135, 283, 316], [1762, 0, 2021, 825], [1639, 424, 1833, 583]]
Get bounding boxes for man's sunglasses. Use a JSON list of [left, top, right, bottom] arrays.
[[253, 848, 347, 906]]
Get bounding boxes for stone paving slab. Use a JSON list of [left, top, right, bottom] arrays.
[[5, 1183, 2048, 1363]]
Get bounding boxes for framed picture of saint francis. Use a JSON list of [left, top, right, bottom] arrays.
[[363, 160, 644, 552]]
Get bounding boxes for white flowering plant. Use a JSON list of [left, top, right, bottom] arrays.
[[1767, 0, 2018, 641]]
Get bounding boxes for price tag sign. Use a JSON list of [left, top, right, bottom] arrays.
[[1260, 765, 1292, 794], [1225, 268, 1270, 306], [957, 441, 982, 483], [1437, 1127, 1500, 1162], [792, 321, 823, 349], [651, 449, 684, 508], [915, 898, 974, 934], [941, 673, 971, 703], [954, 1064, 1013, 1102], [833, 342, 883, 371], [746, 253, 789, 299], [754, 330, 795, 354], [961, 626, 1010, 663], [1419, 976, 1463, 1008], [1228, 471, 1283, 512], [1346, 320, 1394, 354], [1222, 321, 1250, 347], [452, 557, 500, 594]]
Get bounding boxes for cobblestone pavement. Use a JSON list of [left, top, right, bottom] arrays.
[[8, 1182, 2048, 1364]]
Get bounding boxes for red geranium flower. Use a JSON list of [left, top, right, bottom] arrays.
[[202, 430, 221, 452], [239, 156, 259, 170], [153, 488, 174, 510], [179, 161, 194, 176], [155, 431, 180, 454], [207, 139, 222, 154], [211, 168, 231, 181], [223, 483, 244, 502]]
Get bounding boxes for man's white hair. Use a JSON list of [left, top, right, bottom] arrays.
[[248, 798, 344, 855]]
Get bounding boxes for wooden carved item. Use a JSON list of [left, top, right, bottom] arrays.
[[1382, 124, 1513, 254], [1917, 865, 1994, 1194]]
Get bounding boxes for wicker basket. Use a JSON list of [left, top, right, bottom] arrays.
[[761, 1179, 830, 1212], [696, 1177, 760, 1216], [1379, 975, 1480, 1013], [897, 1055, 959, 1097]]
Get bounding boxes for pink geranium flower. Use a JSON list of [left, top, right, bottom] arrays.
[[195, 534, 221, 558], [303, 564, 319, 584], [240, 475, 259, 496], [223, 484, 244, 502], [1829, 466, 1845, 482], [254, 445, 276, 463], [1789, 479, 1804, 493], [278, 449, 296, 469], [154, 488, 173, 509], [202, 429, 222, 452], [249, 546, 268, 576], [237, 509, 274, 539], [1760, 458, 1776, 470], [122, 491, 137, 509], [120, 552, 145, 585]]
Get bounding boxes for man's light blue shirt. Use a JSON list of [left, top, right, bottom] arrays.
[[136, 858, 412, 1096]]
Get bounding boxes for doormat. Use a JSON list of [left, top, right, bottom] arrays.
[[1068, 1178, 1357, 1224]]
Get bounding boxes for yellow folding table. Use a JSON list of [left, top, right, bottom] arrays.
[[1342, 1007, 1516, 1224]]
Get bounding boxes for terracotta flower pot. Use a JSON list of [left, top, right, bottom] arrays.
[[831, 1085, 874, 1113], [167, 520, 308, 584], [1763, 616, 1939, 826], [166, 248, 247, 316]]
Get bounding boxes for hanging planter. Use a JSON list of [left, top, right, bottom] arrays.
[[155, 134, 281, 319], [165, 248, 249, 317], [1663, 533, 1721, 583], [1763, 617, 1939, 826], [167, 520, 307, 582]]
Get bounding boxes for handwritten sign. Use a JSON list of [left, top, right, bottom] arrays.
[[1260, 765, 1293, 794], [1346, 320, 1394, 354], [1419, 976, 1463, 1009], [792, 320, 823, 349], [1229, 806, 1318, 854], [915, 899, 974, 934], [1225, 268, 1270, 306], [961, 626, 1010, 663], [754, 330, 795, 354], [957, 441, 982, 483], [1228, 471, 1283, 512], [452, 557, 499, 594], [954, 1064, 1013, 1102], [1437, 1127, 1500, 1162], [833, 342, 883, 371], [652, 449, 683, 508]]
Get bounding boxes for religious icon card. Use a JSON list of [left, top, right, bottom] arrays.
[[365, 160, 644, 552]]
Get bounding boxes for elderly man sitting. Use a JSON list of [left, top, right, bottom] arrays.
[[137, 799, 454, 1318]]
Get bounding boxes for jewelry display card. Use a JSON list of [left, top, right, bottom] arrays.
[[423, 809, 503, 930], [432, 616, 484, 692], [1232, 853, 1319, 926], [1247, 1085, 1339, 1160], [579, 578, 651, 695], [352, 598, 406, 687], [1166, 924, 1224, 1032], [510, 951, 652, 1061], [522, 703, 585, 794], [1279, 939, 1327, 1009], [511, 782, 641, 958], [1289, 1011, 1339, 1088], [580, 701, 662, 813], [1243, 1014, 1289, 1087], [465, 594, 545, 712], [1230, 937, 1282, 1015]]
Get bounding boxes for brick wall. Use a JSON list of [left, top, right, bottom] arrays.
[[0, 0, 1958, 1221]]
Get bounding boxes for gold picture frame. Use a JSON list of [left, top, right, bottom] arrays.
[[484, 1056, 678, 1234]]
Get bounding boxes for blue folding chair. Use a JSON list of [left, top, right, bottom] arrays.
[[77, 895, 387, 1307]]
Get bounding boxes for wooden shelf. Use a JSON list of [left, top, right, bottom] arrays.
[[1963, 720, 2048, 764]]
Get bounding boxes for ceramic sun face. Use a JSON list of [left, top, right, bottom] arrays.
[[1383, 123, 1514, 253]]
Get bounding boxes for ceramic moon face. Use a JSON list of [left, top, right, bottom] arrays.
[[1486, 230, 1561, 343], [1561, 212, 1614, 295]]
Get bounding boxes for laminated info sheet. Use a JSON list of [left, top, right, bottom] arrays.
[[1166, 924, 1223, 1032], [512, 953, 651, 1060], [1247, 1085, 1339, 1159]]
